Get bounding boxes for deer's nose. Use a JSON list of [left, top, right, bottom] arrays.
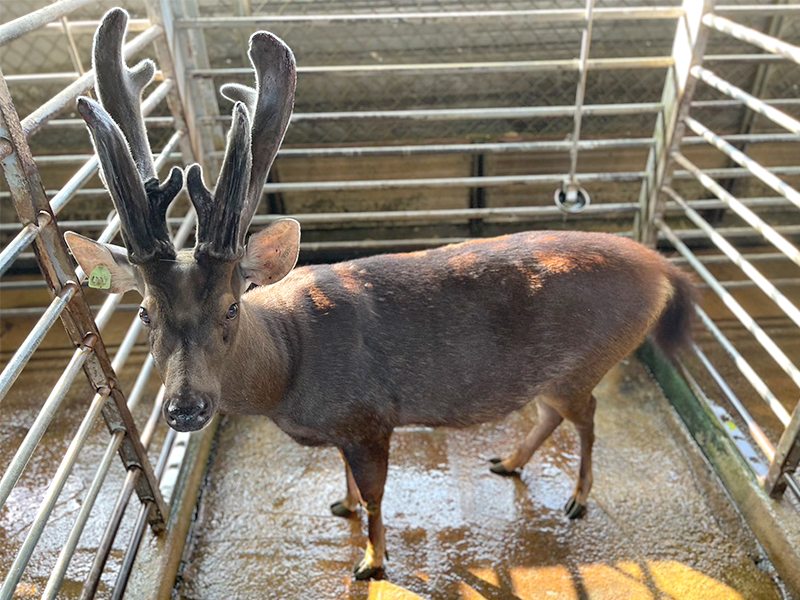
[[163, 394, 211, 432]]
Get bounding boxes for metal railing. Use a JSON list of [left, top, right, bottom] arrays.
[[647, 1, 800, 499], [2, 0, 800, 597], [0, 0, 200, 597]]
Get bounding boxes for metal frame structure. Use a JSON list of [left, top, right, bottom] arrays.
[[0, 1, 201, 598], [2, 0, 800, 597]]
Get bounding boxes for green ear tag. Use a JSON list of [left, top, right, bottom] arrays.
[[88, 265, 112, 290]]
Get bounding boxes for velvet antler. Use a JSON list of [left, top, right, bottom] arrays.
[[185, 32, 296, 260], [77, 8, 183, 264]]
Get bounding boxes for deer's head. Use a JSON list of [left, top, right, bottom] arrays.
[[65, 9, 299, 432]]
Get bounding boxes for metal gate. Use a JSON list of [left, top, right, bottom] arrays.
[[1, 0, 800, 598]]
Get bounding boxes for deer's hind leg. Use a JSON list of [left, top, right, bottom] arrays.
[[331, 450, 361, 517], [489, 399, 563, 475], [548, 392, 597, 520]]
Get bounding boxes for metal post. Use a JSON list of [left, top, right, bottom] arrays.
[[635, 0, 715, 245]]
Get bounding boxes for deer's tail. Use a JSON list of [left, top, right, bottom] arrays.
[[652, 267, 697, 358]]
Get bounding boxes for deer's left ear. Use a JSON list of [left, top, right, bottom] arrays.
[[240, 218, 300, 286], [64, 232, 141, 294]]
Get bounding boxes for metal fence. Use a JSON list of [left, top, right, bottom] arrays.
[[1, 0, 800, 598]]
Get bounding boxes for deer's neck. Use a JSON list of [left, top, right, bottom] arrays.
[[221, 298, 294, 415]]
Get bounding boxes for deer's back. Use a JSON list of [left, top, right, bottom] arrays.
[[254, 231, 675, 440]]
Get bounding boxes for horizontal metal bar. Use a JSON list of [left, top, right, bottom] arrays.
[[691, 98, 800, 110], [685, 116, 800, 212], [704, 13, 800, 66], [664, 186, 800, 336], [708, 277, 800, 290], [260, 171, 646, 193], [201, 102, 663, 125], [690, 340, 775, 462], [175, 7, 685, 28], [656, 217, 800, 405], [0, 284, 77, 402], [5, 25, 163, 152], [44, 116, 175, 130], [28, 130, 800, 166], [704, 53, 794, 63], [0, 346, 91, 511], [5, 70, 165, 86], [715, 5, 800, 16], [42, 18, 151, 34], [0, 387, 111, 600], [671, 152, 800, 269], [692, 66, 800, 135], [670, 251, 790, 266], [191, 56, 674, 78], [0, 0, 96, 45]]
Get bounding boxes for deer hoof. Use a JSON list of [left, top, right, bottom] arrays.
[[330, 500, 356, 518], [488, 457, 518, 476], [353, 556, 383, 580], [564, 497, 587, 519]]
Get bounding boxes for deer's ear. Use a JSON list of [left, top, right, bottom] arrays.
[[64, 232, 140, 294], [241, 219, 300, 286]]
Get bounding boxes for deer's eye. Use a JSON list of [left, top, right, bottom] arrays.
[[226, 303, 239, 320], [139, 307, 150, 324]]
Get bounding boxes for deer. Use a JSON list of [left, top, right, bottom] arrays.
[[65, 8, 695, 580]]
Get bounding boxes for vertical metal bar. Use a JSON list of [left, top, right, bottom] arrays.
[[635, 0, 715, 244], [159, 0, 221, 173], [142, 0, 200, 168], [567, 0, 596, 190], [60, 16, 88, 79]]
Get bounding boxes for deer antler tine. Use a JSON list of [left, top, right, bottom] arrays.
[[187, 102, 253, 260], [77, 97, 176, 263], [93, 8, 157, 182], [221, 32, 296, 247]]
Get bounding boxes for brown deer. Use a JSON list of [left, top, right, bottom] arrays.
[[65, 9, 695, 580]]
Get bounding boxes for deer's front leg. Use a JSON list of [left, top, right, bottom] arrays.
[[341, 436, 390, 580], [331, 450, 360, 517]]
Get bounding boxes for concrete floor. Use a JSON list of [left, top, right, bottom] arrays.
[[175, 357, 787, 600]]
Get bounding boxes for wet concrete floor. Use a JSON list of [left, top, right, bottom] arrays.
[[0, 308, 165, 599], [175, 357, 787, 600]]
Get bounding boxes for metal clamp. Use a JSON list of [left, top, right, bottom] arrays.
[[554, 180, 591, 213]]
